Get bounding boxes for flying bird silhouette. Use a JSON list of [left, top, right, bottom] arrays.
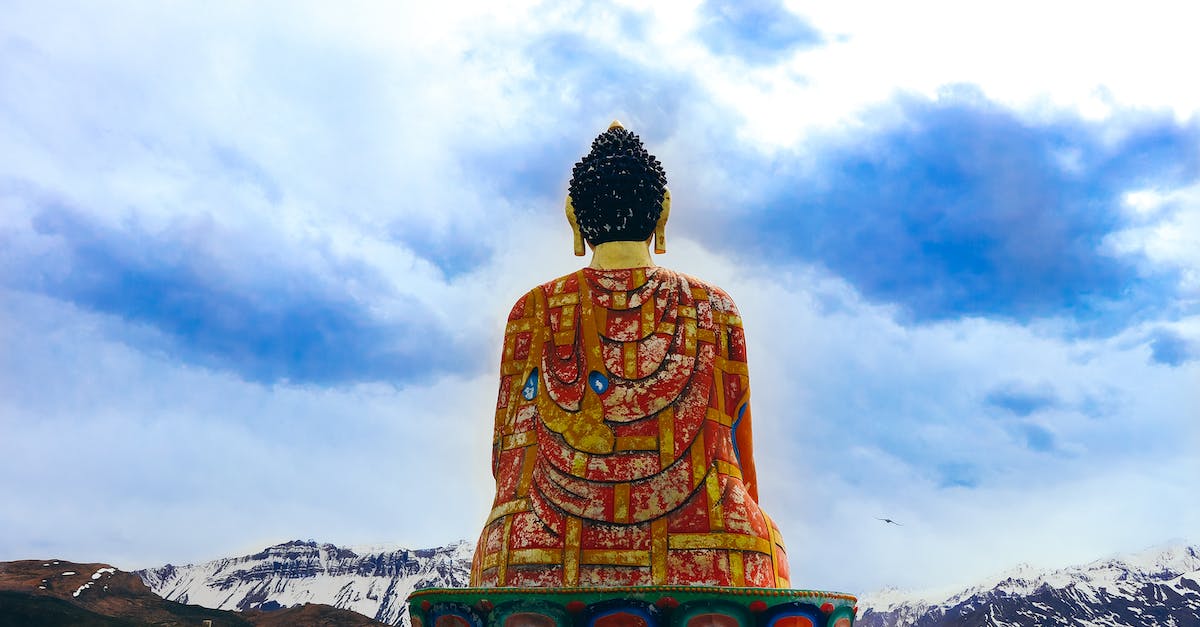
[[876, 517, 902, 526]]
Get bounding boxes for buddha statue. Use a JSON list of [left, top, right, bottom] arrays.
[[470, 122, 790, 589]]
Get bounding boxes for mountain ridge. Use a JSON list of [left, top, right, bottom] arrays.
[[134, 538, 1200, 626], [0, 557, 386, 626], [856, 541, 1200, 626], [5, 539, 1196, 625], [137, 539, 473, 626]]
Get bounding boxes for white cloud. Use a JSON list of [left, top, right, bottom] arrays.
[[1107, 182, 1200, 299], [0, 291, 496, 567], [704, 2, 1200, 145]]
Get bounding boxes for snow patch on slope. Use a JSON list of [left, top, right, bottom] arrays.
[[138, 539, 472, 626], [857, 541, 1200, 627]]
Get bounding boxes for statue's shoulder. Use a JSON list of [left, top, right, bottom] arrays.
[[505, 271, 584, 321], [507, 268, 741, 319], [664, 268, 741, 318]]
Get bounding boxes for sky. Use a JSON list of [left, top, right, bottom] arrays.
[[1, 0, 1198, 596]]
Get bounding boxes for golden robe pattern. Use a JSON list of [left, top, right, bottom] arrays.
[[471, 267, 790, 588]]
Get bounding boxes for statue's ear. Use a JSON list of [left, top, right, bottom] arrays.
[[565, 195, 586, 256], [654, 187, 670, 254]]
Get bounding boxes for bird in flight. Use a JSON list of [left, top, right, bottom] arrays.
[[876, 517, 902, 526]]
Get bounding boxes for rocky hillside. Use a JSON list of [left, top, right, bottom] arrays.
[[137, 540, 473, 626]]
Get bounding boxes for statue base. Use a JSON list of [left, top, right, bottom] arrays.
[[407, 586, 857, 627]]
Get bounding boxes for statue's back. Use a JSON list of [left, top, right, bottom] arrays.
[[473, 265, 789, 588]]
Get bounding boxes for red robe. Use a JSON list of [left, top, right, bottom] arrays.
[[471, 267, 790, 588]]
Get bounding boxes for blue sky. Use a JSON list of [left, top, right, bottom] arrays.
[[1, 1, 1198, 595]]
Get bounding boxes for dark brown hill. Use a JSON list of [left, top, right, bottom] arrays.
[[243, 603, 391, 626]]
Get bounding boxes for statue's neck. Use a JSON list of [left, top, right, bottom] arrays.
[[589, 240, 655, 270]]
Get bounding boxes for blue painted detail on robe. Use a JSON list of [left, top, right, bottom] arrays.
[[588, 370, 609, 394], [522, 368, 539, 400], [732, 402, 748, 464]]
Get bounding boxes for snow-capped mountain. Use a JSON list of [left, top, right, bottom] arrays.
[[137, 539, 472, 626], [135, 539, 1200, 626], [856, 542, 1200, 626]]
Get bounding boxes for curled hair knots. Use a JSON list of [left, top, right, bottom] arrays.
[[569, 127, 668, 246]]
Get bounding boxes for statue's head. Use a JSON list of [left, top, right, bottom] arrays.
[[566, 121, 670, 255]]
